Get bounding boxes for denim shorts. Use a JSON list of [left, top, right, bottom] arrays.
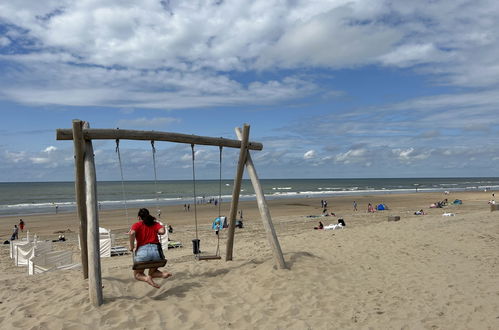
[[134, 244, 162, 262]]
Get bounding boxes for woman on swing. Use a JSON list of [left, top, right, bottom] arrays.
[[129, 208, 172, 288]]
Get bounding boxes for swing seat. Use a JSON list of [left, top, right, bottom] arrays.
[[196, 255, 221, 261], [132, 243, 167, 270], [132, 259, 167, 270]]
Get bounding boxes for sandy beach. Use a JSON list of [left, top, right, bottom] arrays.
[[1, 191, 498, 329]]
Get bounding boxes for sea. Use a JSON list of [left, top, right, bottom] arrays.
[[0, 177, 498, 217]]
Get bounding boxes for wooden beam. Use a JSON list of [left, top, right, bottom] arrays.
[[72, 120, 89, 279], [56, 128, 263, 151], [235, 127, 287, 269], [225, 124, 250, 261], [84, 130, 103, 306]]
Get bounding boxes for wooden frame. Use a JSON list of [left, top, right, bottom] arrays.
[[57, 119, 286, 307]]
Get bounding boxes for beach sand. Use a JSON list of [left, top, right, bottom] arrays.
[[1, 191, 498, 329]]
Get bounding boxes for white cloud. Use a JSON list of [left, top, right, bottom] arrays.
[[379, 43, 443, 67], [30, 157, 51, 164], [392, 148, 431, 163], [4, 150, 27, 163], [43, 146, 57, 153], [304, 150, 316, 159], [334, 148, 367, 164], [1, 0, 498, 109]]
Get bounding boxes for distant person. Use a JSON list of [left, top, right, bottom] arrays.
[[55, 205, 59, 214], [19, 219, 25, 232], [367, 203, 375, 213], [353, 201, 357, 211], [11, 225, 19, 240], [314, 221, 324, 230]]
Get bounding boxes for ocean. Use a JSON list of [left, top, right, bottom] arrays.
[[0, 177, 498, 217]]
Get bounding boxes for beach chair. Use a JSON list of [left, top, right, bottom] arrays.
[[79, 227, 129, 257], [28, 250, 81, 275], [168, 241, 183, 249]]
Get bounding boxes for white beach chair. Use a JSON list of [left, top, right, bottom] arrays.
[[78, 227, 129, 257], [28, 250, 81, 275]]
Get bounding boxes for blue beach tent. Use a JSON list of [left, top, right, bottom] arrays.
[[376, 204, 387, 211]]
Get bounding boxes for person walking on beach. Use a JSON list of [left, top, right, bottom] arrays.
[[353, 201, 357, 211], [11, 225, 19, 240], [129, 208, 172, 288], [19, 219, 25, 232]]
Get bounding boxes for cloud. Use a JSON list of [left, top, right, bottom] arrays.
[[334, 148, 367, 164], [379, 43, 443, 67], [44, 146, 57, 153], [304, 150, 316, 159], [4, 150, 27, 163], [1, 0, 499, 110], [392, 148, 431, 163]]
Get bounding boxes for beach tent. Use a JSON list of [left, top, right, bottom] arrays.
[[28, 250, 81, 275], [452, 199, 463, 205], [376, 204, 387, 211]]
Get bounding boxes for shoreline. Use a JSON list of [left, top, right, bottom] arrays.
[[1, 190, 494, 239], [1, 186, 494, 218]]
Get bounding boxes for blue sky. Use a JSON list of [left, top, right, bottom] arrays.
[[1, 0, 498, 182]]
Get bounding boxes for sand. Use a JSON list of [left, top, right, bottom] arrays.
[[1, 191, 498, 329]]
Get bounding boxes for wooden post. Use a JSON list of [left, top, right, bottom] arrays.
[[235, 127, 287, 269], [225, 124, 250, 261], [72, 120, 89, 279], [84, 127, 103, 306]]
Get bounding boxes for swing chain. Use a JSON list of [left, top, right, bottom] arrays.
[[151, 141, 161, 218], [191, 144, 199, 242], [115, 139, 130, 225]]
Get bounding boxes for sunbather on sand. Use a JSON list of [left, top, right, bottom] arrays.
[[314, 221, 324, 230]]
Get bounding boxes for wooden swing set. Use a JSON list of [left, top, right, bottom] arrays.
[[56, 120, 287, 306]]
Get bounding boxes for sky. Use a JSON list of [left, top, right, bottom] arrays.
[[1, 0, 499, 182]]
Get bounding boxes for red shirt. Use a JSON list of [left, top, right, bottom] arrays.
[[131, 221, 163, 248]]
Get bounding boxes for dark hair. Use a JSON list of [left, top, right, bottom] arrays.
[[138, 208, 156, 227]]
